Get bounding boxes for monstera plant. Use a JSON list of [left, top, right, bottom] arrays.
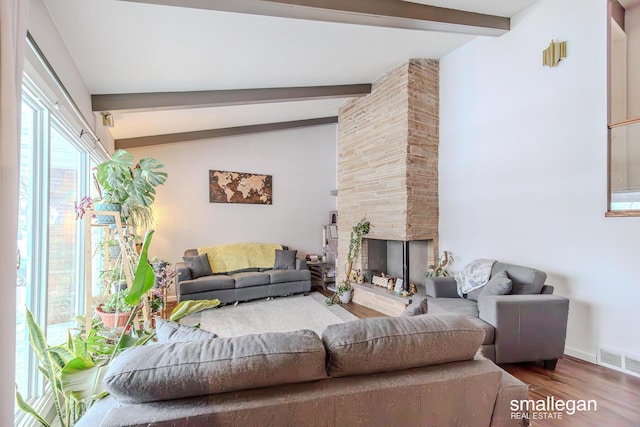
[[94, 149, 167, 229]]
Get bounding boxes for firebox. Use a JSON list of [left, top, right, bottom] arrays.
[[364, 239, 433, 291]]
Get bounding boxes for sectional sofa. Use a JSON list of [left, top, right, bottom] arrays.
[[77, 314, 529, 426]]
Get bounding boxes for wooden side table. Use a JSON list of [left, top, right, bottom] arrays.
[[307, 261, 335, 290]]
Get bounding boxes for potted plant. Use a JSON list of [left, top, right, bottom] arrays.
[[426, 251, 453, 277], [327, 217, 371, 305], [149, 256, 176, 317], [94, 149, 168, 228], [96, 288, 135, 328], [16, 230, 220, 427], [96, 237, 121, 259], [99, 264, 128, 293]]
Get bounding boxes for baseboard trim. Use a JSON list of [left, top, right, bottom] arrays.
[[565, 346, 597, 363]]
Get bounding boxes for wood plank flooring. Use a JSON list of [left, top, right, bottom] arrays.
[[330, 292, 640, 427], [169, 293, 640, 426]]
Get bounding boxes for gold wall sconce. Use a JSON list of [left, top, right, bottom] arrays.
[[102, 113, 115, 128], [543, 40, 567, 67]]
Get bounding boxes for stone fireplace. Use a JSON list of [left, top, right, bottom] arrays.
[[337, 58, 439, 305]]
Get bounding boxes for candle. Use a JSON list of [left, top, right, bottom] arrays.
[[322, 228, 327, 248]]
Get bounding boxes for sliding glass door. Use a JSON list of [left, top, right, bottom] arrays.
[[15, 94, 42, 400], [46, 123, 85, 344], [15, 82, 100, 419]]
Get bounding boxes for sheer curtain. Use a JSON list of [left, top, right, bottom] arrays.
[[0, 0, 28, 420]]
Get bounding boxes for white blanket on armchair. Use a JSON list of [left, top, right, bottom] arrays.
[[454, 259, 497, 297]]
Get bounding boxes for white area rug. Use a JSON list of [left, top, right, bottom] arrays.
[[180, 292, 358, 337]]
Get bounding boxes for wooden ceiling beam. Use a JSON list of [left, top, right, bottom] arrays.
[[92, 84, 371, 112], [118, 0, 510, 36], [114, 116, 338, 149]]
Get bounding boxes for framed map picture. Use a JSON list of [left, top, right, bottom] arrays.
[[209, 170, 273, 205]]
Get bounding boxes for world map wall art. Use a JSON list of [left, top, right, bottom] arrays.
[[209, 170, 273, 205]]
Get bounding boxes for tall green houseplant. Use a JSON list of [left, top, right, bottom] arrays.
[[16, 230, 220, 427], [95, 149, 168, 229], [326, 217, 370, 305]]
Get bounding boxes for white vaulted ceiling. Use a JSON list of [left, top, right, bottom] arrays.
[[42, 0, 539, 143]]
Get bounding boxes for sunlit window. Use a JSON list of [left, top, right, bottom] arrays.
[[15, 82, 104, 420]]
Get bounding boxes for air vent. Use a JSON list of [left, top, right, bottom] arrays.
[[625, 356, 640, 376], [599, 348, 623, 368], [598, 348, 640, 378]]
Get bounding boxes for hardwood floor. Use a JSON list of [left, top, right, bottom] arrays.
[[169, 292, 640, 426], [331, 293, 640, 427], [501, 357, 640, 427]]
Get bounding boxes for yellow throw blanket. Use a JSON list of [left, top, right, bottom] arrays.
[[197, 243, 283, 274]]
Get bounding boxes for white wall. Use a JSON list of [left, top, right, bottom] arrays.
[[28, 0, 91, 122], [440, 0, 640, 362], [27, 0, 114, 155], [129, 124, 337, 265]]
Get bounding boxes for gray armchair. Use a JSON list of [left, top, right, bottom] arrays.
[[425, 262, 569, 369]]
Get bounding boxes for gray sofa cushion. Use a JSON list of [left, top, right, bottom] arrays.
[[491, 262, 546, 295], [322, 314, 485, 378], [155, 318, 218, 343], [273, 249, 297, 270], [479, 271, 512, 298], [466, 286, 483, 301], [468, 270, 513, 301], [463, 316, 495, 345], [427, 298, 479, 317], [400, 297, 428, 317], [180, 275, 235, 295], [265, 269, 311, 284], [104, 330, 328, 404], [182, 254, 213, 279], [231, 272, 271, 288]]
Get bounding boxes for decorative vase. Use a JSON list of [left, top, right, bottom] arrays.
[[339, 289, 352, 304], [94, 203, 122, 224], [96, 305, 131, 329]]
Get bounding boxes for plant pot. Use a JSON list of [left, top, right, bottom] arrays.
[[110, 280, 127, 293], [339, 289, 352, 304], [94, 203, 122, 224], [96, 305, 131, 329], [108, 245, 121, 259]]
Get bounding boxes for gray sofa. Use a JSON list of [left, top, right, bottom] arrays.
[[425, 261, 569, 369], [176, 247, 311, 304], [77, 314, 529, 427]]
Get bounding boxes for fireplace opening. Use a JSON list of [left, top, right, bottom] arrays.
[[364, 239, 433, 292]]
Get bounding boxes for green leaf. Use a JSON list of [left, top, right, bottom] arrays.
[[25, 309, 65, 425], [48, 346, 74, 370], [16, 387, 51, 427], [169, 299, 221, 322], [116, 332, 140, 350], [25, 309, 52, 378], [133, 331, 157, 347], [125, 230, 155, 305], [60, 357, 108, 401]]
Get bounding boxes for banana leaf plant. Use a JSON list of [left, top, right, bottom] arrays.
[[16, 229, 220, 427]]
